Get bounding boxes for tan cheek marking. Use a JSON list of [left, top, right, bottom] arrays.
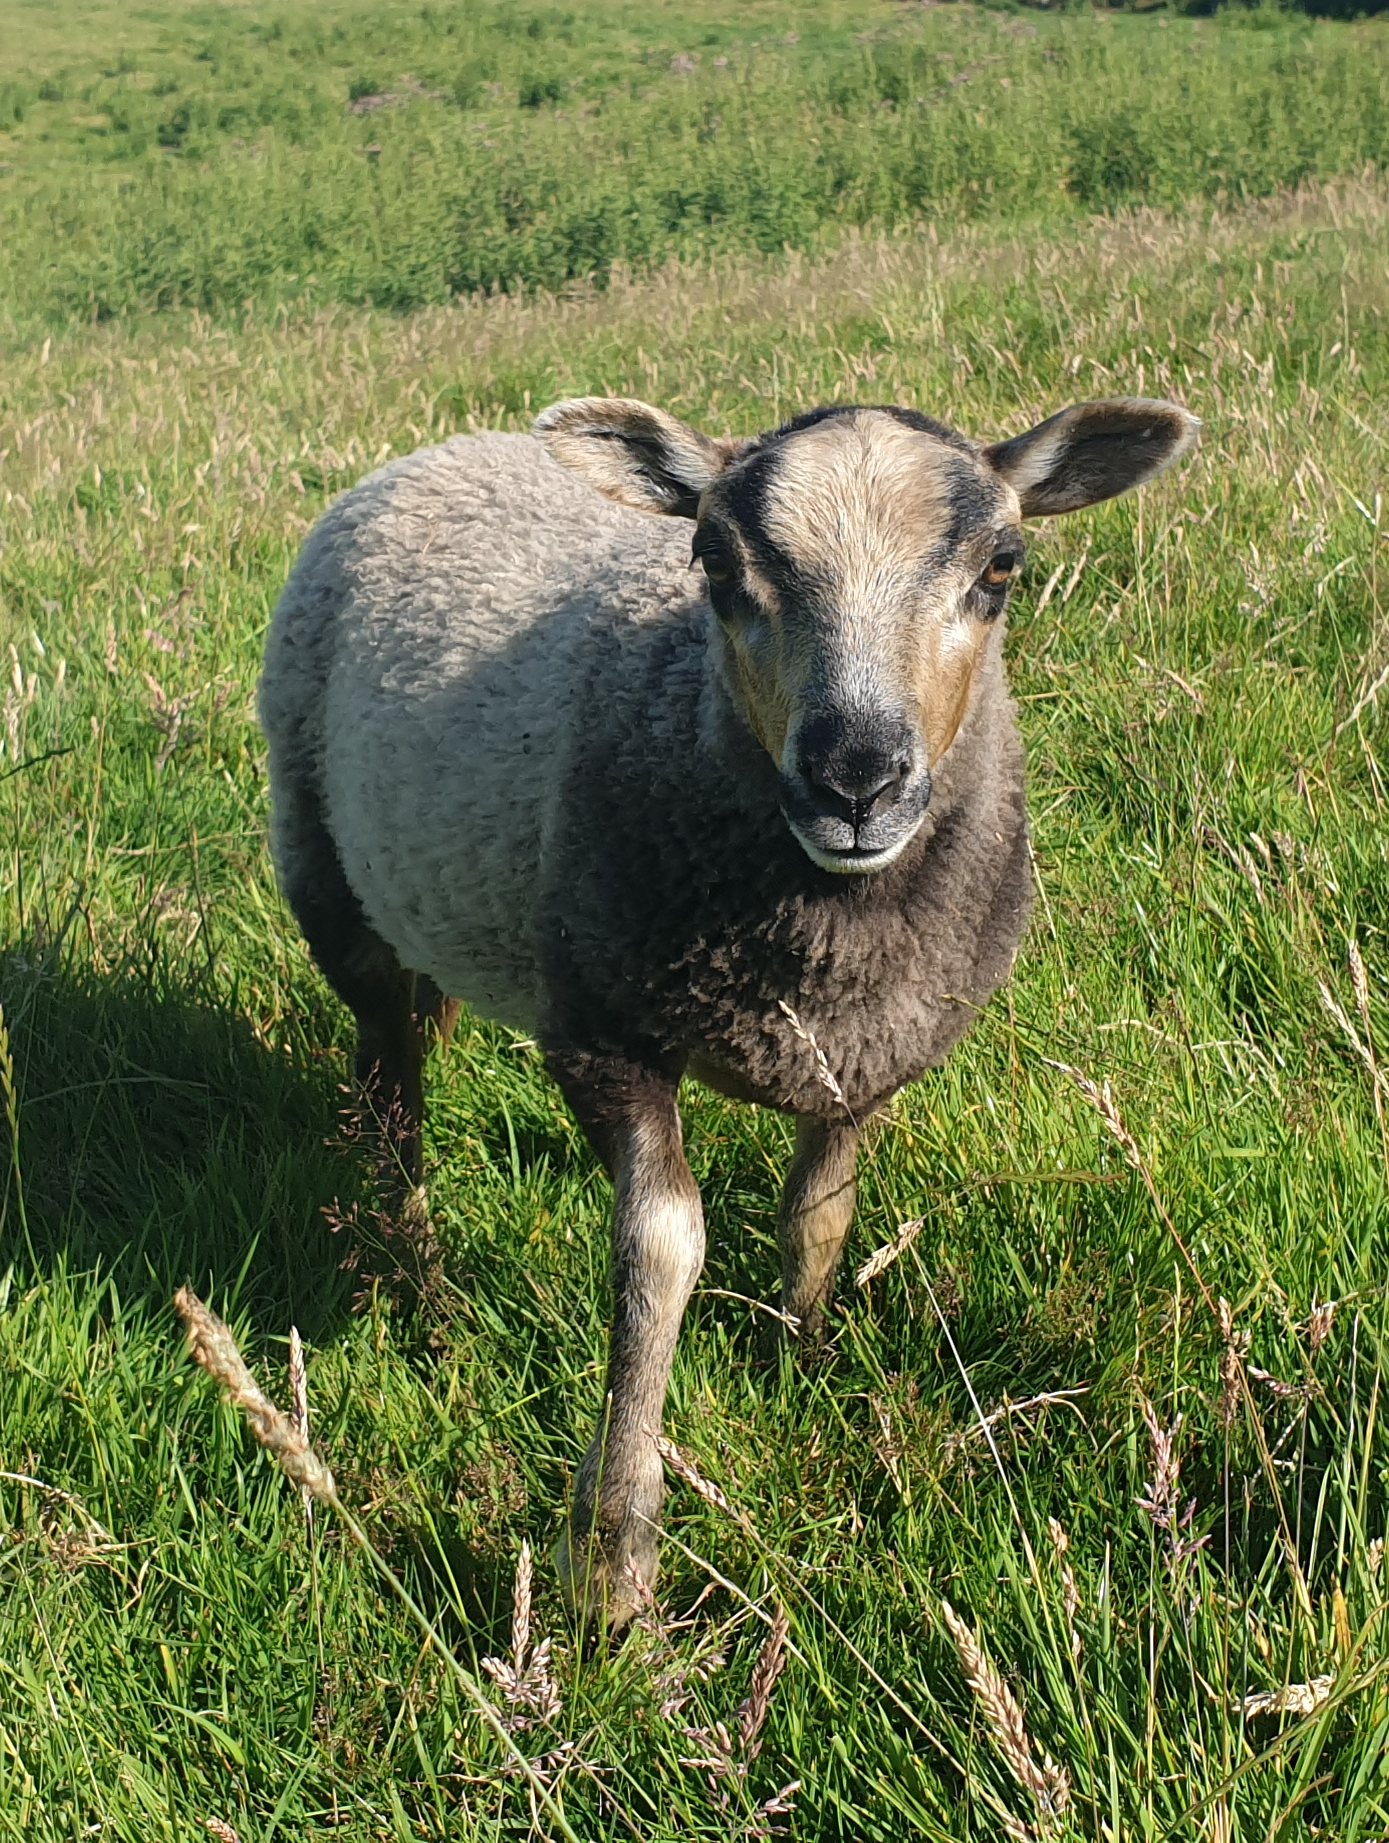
[[739, 552, 782, 618], [728, 631, 793, 763], [918, 620, 989, 762]]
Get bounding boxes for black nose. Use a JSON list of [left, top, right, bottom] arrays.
[[795, 711, 919, 823], [806, 752, 910, 814]]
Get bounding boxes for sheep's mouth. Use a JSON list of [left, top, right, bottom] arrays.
[[785, 819, 921, 877], [777, 742, 932, 878]]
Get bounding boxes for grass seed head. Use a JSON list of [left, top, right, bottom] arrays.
[[653, 1432, 753, 1532], [1045, 1059, 1143, 1173], [1047, 1517, 1082, 1663], [1241, 1674, 1334, 1719], [941, 1598, 1071, 1833], [1217, 1296, 1249, 1427], [777, 1000, 853, 1119], [1307, 1299, 1336, 1357], [287, 1324, 309, 1443], [481, 1539, 562, 1730], [856, 1216, 926, 1287], [737, 1606, 789, 1759], [174, 1288, 338, 1506]]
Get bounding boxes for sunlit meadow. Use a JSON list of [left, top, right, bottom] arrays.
[[2, 2, 1388, 1837]]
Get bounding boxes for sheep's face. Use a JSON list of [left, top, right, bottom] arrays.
[[537, 394, 1199, 877], [695, 408, 1022, 874]]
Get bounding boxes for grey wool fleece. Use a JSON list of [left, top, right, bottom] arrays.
[[258, 432, 1032, 1121]]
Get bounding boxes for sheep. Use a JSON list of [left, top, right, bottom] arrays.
[[258, 392, 1198, 1626]]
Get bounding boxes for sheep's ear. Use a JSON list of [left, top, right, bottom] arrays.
[[983, 398, 1200, 518], [534, 397, 747, 519]]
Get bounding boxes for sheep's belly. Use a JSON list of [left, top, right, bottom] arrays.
[[353, 873, 546, 1038], [326, 792, 549, 1037]]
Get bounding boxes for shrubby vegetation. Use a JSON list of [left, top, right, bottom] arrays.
[[0, 0, 1386, 328]]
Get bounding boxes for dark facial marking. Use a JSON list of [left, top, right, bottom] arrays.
[[763, 403, 975, 454], [711, 446, 817, 606]]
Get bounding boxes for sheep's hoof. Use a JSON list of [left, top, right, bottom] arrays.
[[555, 1520, 656, 1634], [358, 1182, 447, 1312], [399, 1183, 432, 1232], [760, 1300, 833, 1364]]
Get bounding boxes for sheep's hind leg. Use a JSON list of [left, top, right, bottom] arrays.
[[279, 821, 432, 1236], [548, 1052, 705, 1630], [414, 973, 462, 1053], [774, 1116, 860, 1349]]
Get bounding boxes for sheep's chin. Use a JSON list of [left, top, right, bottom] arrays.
[[787, 823, 919, 878]]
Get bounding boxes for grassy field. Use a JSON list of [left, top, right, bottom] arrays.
[[1, 0, 1388, 330], [3, 1, 1389, 1839]]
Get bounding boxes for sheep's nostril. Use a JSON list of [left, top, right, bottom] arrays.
[[809, 763, 900, 809]]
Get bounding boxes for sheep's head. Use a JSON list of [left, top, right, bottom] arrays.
[[536, 394, 1198, 876]]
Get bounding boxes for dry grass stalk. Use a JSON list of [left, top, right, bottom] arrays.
[[1045, 1059, 1220, 1320], [174, 1288, 337, 1506], [481, 1540, 562, 1730], [1335, 657, 1389, 736], [1350, 938, 1374, 1038], [1241, 1674, 1334, 1718], [1317, 978, 1389, 1105], [288, 1326, 309, 1442], [1047, 1518, 1082, 1664], [941, 1598, 1071, 1835], [856, 1215, 926, 1287], [173, 1299, 582, 1842], [1045, 1061, 1316, 1588], [287, 1324, 313, 1530], [1349, 937, 1388, 1164], [944, 1387, 1091, 1460], [653, 1433, 753, 1533], [737, 1606, 789, 1760], [777, 1000, 855, 1123], [0, 1003, 22, 1202], [0, 1469, 115, 1544]]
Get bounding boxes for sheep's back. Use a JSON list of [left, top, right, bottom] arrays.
[[261, 432, 697, 1030]]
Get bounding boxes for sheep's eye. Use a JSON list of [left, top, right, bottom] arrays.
[[694, 542, 735, 586], [979, 551, 1022, 591]]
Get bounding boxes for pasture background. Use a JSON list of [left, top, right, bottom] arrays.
[[2, 1, 1389, 1839]]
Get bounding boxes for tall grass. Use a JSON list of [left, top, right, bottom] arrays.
[[2, 161, 1387, 1834]]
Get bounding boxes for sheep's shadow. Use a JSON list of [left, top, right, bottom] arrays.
[[0, 948, 358, 1341], [0, 946, 848, 1621]]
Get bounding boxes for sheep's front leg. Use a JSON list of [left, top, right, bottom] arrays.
[[777, 1116, 860, 1346], [549, 1055, 705, 1629]]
